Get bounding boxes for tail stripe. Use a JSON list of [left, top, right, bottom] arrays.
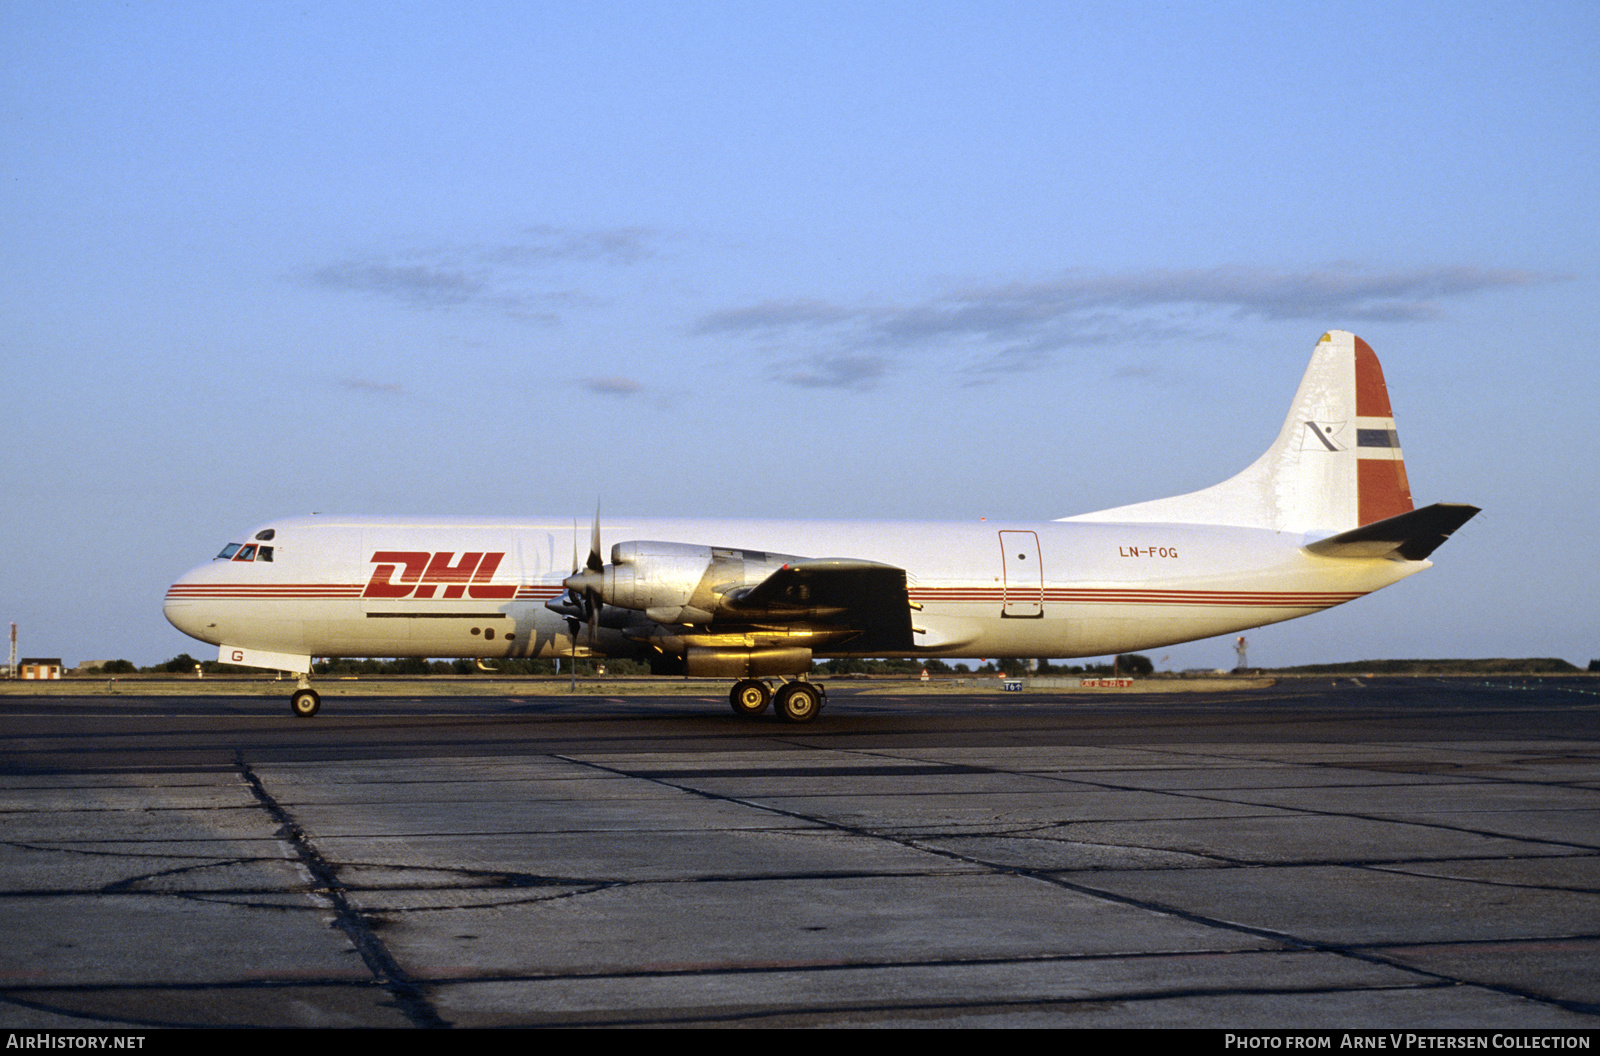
[[1358, 460, 1414, 525], [1353, 336, 1394, 417], [1350, 337, 1415, 525]]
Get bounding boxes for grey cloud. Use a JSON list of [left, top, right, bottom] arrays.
[[314, 262, 484, 307], [339, 376, 406, 396], [775, 353, 889, 390], [311, 225, 661, 317], [699, 264, 1554, 387], [874, 265, 1548, 343], [694, 299, 861, 334], [584, 376, 645, 396], [479, 225, 658, 267], [1116, 265, 1547, 321]]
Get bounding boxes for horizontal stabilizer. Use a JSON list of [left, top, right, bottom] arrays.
[[1304, 502, 1480, 561]]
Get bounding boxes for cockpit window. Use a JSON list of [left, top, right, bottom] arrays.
[[233, 544, 257, 562], [254, 529, 276, 541], [257, 546, 274, 562], [217, 543, 242, 560]]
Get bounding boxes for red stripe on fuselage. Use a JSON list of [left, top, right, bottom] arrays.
[[169, 584, 1365, 609]]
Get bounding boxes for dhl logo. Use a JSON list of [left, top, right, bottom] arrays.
[[363, 551, 516, 600]]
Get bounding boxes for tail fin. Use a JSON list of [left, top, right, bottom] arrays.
[[1061, 331, 1415, 533]]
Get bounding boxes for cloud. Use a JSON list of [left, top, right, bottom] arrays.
[[694, 299, 860, 335], [698, 264, 1556, 386], [311, 225, 661, 318], [339, 376, 406, 396], [482, 225, 657, 267], [774, 353, 888, 390], [583, 376, 645, 396], [315, 262, 483, 307]]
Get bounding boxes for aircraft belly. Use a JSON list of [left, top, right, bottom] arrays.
[[888, 603, 1301, 659], [1063, 606, 1323, 656]]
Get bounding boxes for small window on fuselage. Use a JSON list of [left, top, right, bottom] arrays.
[[217, 543, 242, 560], [254, 529, 276, 541]]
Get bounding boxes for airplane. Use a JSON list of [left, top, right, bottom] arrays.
[[164, 331, 1478, 722]]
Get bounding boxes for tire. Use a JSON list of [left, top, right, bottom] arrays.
[[773, 682, 821, 724], [290, 688, 321, 718], [729, 679, 771, 717]]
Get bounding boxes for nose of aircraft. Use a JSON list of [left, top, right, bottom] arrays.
[[163, 562, 223, 645]]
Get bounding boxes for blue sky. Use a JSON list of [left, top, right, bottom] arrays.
[[3, 1, 1596, 670]]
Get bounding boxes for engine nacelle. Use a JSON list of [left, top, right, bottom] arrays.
[[567, 541, 796, 626], [648, 645, 813, 678], [601, 541, 716, 618]]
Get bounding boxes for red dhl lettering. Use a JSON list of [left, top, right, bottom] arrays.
[[363, 551, 516, 600]]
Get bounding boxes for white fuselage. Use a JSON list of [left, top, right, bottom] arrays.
[[163, 514, 1425, 664]]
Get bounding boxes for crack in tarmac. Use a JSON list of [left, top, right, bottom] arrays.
[[233, 753, 450, 1028]]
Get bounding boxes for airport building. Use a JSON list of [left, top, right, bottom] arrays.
[[17, 658, 63, 680]]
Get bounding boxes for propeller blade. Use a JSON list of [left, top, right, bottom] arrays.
[[584, 505, 603, 649], [587, 505, 604, 573]]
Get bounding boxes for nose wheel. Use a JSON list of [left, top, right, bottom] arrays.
[[290, 681, 321, 718]]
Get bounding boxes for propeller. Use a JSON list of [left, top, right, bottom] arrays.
[[581, 506, 603, 650], [558, 505, 607, 651], [544, 521, 590, 626], [544, 510, 604, 690], [569, 520, 580, 691]]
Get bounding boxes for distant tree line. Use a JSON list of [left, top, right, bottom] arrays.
[[88, 653, 1157, 677], [116, 651, 1600, 679], [312, 656, 651, 676], [1273, 657, 1585, 675], [810, 655, 1156, 676], [89, 654, 247, 676]]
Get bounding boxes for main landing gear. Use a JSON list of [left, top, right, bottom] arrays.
[[289, 675, 321, 718], [728, 678, 825, 724]]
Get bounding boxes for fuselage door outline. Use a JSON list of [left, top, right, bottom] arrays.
[[999, 530, 1044, 618]]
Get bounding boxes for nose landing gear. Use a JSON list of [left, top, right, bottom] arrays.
[[289, 675, 321, 718]]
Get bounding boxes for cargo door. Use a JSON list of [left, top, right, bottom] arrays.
[[999, 530, 1044, 618]]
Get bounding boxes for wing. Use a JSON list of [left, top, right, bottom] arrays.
[[548, 540, 916, 671], [720, 558, 916, 653]]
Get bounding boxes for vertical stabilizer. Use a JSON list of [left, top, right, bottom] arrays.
[[1060, 331, 1414, 533], [1349, 334, 1415, 526]]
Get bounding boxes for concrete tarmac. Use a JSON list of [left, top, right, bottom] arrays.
[[1, 677, 1597, 1028]]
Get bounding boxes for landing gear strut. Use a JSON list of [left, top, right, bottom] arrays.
[[289, 674, 321, 718]]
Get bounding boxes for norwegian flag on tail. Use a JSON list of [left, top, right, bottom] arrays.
[[1352, 335, 1415, 526]]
